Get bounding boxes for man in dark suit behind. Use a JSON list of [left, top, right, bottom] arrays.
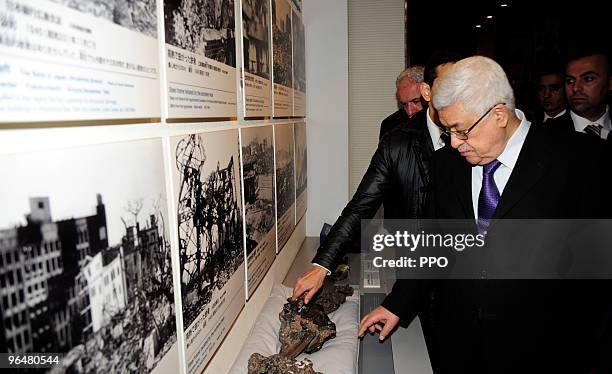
[[360, 56, 612, 373], [378, 66, 425, 140], [535, 62, 574, 132], [565, 45, 611, 140]]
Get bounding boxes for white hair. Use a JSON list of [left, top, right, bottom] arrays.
[[432, 56, 515, 117], [396, 66, 425, 87]]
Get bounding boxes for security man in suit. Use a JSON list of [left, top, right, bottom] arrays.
[[535, 63, 574, 132], [566, 46, 611, 140]]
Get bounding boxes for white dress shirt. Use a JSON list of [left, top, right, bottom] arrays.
[[426, 107, 446, 150], [472, 109, 531, 219], [312, 262, 332, 275], [543, 109, 567, 122], [571, 105, 611, 139]]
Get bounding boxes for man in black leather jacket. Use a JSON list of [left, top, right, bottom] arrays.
[[291, 53, 459, 304], [378, 65, 425, 140]]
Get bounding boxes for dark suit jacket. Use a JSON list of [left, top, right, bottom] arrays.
[[379, 108, 409, 140], [382, 125, 612, 373], [540, 110, 575, 134]]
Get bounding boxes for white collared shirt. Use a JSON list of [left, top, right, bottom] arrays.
[[570, 106, 611, 139], [472, 109, 531, 219], [543, 109, 567, 122], [426, 107, 446, 150]]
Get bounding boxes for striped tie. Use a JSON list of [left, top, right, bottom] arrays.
[[584, 123, 603, 138]]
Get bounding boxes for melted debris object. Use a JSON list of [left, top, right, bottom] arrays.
[[247, 264, 353, 373], [248, 353, 322, 374], [279, 295, 336, 357], [312, 277, 354, 314]]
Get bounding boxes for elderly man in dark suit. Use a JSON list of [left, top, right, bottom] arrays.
[[360, 56, 611, 373]]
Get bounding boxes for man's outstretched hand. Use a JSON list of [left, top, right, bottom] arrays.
[[292, 265, 327, 304], [358, 306, 400, 341]]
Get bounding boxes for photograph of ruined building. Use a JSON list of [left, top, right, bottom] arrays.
[[241, 126, 275, 256], [272, 0, 292, 88], [291, 11, 306, 93], [164, 0, 236, 66], [274, 123, 295, 251], [49, 0, 158, 38], [172, 131, 244, 329], [0, 140, 177, 373], [275, 124, 295, 217], [294, 122, 307, 220], [242, 0, 270, 80]]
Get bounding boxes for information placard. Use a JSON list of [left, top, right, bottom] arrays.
[[0, 0, 160, 123]]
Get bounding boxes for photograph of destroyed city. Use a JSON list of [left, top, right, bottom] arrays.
[[241, 126, 275, 257], [272, 0, 293, 88], [50, 0, 158, 38], [291, 11, 306, 93], [242, 0, 270, 80], [294, 122, 307, 198], [164, 0, 236, 66], [172, 130, 244, 329], [0, 139, 177, 373], [275, 124, 295, 218]]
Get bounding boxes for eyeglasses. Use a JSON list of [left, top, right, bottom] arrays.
[[441, 103, 505, 140]]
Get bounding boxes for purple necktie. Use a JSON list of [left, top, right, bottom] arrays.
[[477, 159, 502, 235]]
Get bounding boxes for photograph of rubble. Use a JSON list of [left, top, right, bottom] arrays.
[[241, 0, 272, 117], [272, 0, 293, 89], [291, 11, 306, 94], [0, 139, 178, 373], [240, 125, 276, 296], [242, 0, 270, 80], [274, 123, 295, 251], [294, 121, 307, 222], [164, 0, 236, 66], [171, 129, 245, 372], [50, 0, 158, 37]]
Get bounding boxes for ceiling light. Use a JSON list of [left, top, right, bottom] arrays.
[[500, 3, 508, 7], [487, 15, 493, 19], [475, 24, 482, 28]]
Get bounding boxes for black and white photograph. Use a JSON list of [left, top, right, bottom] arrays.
[[291, 10, 306, 94], [271, 0, 293, 117], [291, 8, 306, 116], [242, 0, 270, 80], [241, 0, 272, 117], [272, 0, 293, 88], [49, 0, 158, 37], [0, 140, 179, 373], [240, 126, 276, 296], [171, 130, 245, 373], [163, 0, 238, 119], [274, 123, 296, 251], [294, 121, 307, 222], [164, 0, 236, 67]]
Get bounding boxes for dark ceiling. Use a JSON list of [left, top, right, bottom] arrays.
[[407, 0, 608, 64], [405, 0, 609, 112]]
